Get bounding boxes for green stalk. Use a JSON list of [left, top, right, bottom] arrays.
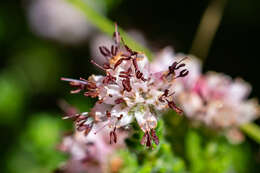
[[66, 0, 153, 59], [240, 123, 260, 144], [189, 0, 227, 60]]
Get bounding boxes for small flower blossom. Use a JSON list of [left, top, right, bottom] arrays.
[[61, 25, 188, 147], [153, 48, 260, 143], [57, 101, 127, 173]]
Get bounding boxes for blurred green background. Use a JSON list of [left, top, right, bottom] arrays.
[[1, 0, 260, 172]]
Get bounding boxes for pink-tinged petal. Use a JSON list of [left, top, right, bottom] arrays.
[[134, 106, 157, 132], [88, 75, 105, 87], [90, 102, 112, 121], [227, 78, 251, 102], [237, 99, 260, 125], [99, 85, 122, 105], [151, 47, 176, 72], [110, 105, 134, 128]]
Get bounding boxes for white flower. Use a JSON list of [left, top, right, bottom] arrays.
[[61, 26, 188, 147]]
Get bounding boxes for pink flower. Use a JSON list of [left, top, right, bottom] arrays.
[[61, 25, 188, 147], [152, 49, 260, 142]]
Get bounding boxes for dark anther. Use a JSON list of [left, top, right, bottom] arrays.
[[141, 131, 151, 147], [106, 110, 111, 118], [136, 71, 142, 79], [119, 74, 130, 78], [63, 111, 93, 136], [167, 57, 188, 76], [111, 45, 118, 56], [118, 114, 123, 120], [114, 57, 131, 70], [166, 100, 183, 114], [175, 63, 186, 70], [122, 78, 132, 92], [124, 44, 138, 56], [132, 58, 138, 72], [111, 45, 115, 56], [110, 128, 117, 144], [176, 69, 189, 78], [115, 98, 125, 104], [103, 74, 116, 84], [159, 89, 169, 102], [114, 58, 124, 70], [136, 70, 147, 81], [150, 129, 159, 145], [99, 46, 111, 57]]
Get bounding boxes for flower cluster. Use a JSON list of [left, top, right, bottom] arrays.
[[61, 25, 188, 147], [56, 101, 127, 173], [153, 47, 260, 143]]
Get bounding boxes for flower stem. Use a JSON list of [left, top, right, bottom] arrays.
[[189, 0, 228, 61], [65, 0, 153, 59], [240, 123, 260, 144]]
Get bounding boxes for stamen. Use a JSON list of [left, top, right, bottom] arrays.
[[99, 46, 111, 58], [141, 131, 151, 147], [132, 58, 138, 72], [90, 60, 106, 71], [113, 23, 120, 45], [167, 57, 189, 77], [70, 88, 82, 94], [176, 69, 189, 78], [150, 129, 159, 145], [106, 110, 111, 118], [61, 77, 88, 85], [114, 57, 131, 70], [103, 74, 116, 84], [119, 74, 130, 78], [109, 127, 117, 144], [166, 100, 183, 114], [122, 78, 132, 92], [117, 114, 123, 120]]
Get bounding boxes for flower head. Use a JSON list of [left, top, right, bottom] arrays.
[[153, 48, 260, 143], [61, 25, 188, 147], [57, 101, 127, 173]]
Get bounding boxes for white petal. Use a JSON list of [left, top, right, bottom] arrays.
[[90, 102, 111, 121]]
